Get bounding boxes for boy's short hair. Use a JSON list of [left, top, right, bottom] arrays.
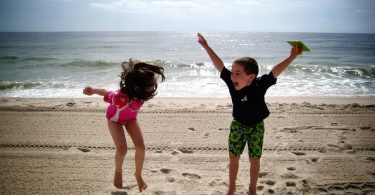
[[234, 57, 259, 76]]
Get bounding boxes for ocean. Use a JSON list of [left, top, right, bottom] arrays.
[[0, 32, 374, 98]]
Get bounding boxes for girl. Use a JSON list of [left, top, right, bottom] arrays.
[[83, 58, 165, 192]]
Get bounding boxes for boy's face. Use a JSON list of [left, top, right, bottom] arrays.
[[230, 63, 256, 90]]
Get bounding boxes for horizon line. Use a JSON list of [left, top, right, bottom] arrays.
[[0, 30, 374, 35]]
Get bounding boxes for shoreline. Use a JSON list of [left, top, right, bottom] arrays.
[[1, 96, 374, 106], [1, 97, 374, 115]]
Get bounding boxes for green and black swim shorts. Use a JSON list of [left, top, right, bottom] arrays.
[[228, 119, 265, 158]]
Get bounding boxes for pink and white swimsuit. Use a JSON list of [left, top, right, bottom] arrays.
[[104, 90, 144, 124]]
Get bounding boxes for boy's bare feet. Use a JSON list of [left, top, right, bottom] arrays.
[[114, 171, 123, 188], [135, 174, 147, 192]]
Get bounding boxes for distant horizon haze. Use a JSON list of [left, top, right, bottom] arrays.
[[0, 0, 374, 34]]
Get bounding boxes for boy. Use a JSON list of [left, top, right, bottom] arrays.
[[197, 33, 302, 195]]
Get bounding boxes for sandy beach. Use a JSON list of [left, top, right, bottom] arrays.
[[0, 97, 374, 195]]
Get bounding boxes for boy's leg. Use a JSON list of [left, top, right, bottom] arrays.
[[107, 120, 127, 188], [125, 120, 147, 192], [249, 157, 260, 195], [227, 155, 240, 195], [227, 120, 246, 195], [246, 121, 265, 195]]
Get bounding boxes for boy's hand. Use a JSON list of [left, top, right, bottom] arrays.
[[272, 44, 303, 78], [83, 86, 94, 96], [197, 33, 208, 48], [291, 44, 303, 57]]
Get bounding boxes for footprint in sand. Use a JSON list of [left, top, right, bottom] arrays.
[[160, 168, 173, 174], [182, 173, 201, 180], [370, 172, 375, 179], [66, 101, 76, 107], [264, 180, 276, 186], [319, 147, 328, 153], [166, 177, 175, 183], [259, 172, 268, 178], [111, 191, 128, 195], [359, 126, 372, 130], [77, 147, 90, 152], [280, 128, 298, 133], [286, 181, 296, 187], [171, 150, 180, 155], [179, 148, 194, 154], [188, 127, 195, 132], [216, 105, 224, 110], [209, 180, 219, 187], [287, 167, 296, 171], [153, 191, 178, 195], [317, 187, 328, 193], [281, 173, 299, 179], [155, 148, 163, 153], [346, 183, 362, 190], [292, 152, 306, 156], [257, 185, 264, 191]]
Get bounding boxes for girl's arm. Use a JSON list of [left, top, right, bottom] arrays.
[[197, 33, 224, 72], [271, 44, 302, 78], [83, 86, 107, 96]]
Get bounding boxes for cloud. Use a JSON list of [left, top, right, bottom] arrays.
[[91, 0, 208, 14], [90, 0, 266, 15]]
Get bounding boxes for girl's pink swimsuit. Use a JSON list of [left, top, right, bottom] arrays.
[[104, 90, 144, 124]]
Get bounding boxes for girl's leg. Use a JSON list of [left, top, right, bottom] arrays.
[[125, 120, 147, 192], [248, 157, 260, 195], [107, 120, 128, 188], [227, 155, 240, 195]]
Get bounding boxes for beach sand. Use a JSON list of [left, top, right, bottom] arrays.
[[0, 97, 374, 195]]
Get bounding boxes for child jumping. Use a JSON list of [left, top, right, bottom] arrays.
[[197, 33, 302, 195], [83, 58, 165, 192]]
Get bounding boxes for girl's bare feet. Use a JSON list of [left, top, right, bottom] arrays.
[[226, 186, 236, 195], [248, 189, 256, 195], [135, 174, 147, 192], [114, 171, 123, 188]]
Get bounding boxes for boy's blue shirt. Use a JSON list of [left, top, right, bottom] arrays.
[[220, 67, 277, 125]]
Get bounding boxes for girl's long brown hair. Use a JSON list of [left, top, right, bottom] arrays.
[[120, 60, 165, 101]]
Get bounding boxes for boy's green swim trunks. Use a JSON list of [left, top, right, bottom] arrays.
[[228, 120, 265, 158]]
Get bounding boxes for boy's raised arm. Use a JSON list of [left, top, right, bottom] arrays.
[[197, 33, 224, 72], [271, 44, 303, 78]]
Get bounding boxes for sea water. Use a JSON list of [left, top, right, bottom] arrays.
[[0, 32, 374, 98]]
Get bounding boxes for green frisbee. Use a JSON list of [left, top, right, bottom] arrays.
[[287, 40, 311, 51]]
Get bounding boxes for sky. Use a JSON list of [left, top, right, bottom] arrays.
[[0, 0, 374, 33]]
